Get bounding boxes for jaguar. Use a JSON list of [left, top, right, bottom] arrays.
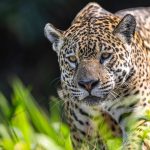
[[44, 2, 150, 150]]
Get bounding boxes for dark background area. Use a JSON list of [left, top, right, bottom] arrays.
[[0, 0, 150, 109]]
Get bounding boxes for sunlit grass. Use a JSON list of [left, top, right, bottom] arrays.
[[0, 79, 149, 150], [0, 78, 73, 150]]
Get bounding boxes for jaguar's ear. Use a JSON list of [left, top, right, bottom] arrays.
[[113, 14, 136, 44], [44, 23, 64, 53]]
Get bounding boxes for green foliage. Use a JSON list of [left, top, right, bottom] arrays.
[[1, 78, 149, 150], [0, 78, 73, 150]]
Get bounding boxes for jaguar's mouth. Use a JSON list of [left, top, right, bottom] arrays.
[[82, 95, 106, 105]]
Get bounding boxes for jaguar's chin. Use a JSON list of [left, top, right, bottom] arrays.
[[82, 95, 106, 105]]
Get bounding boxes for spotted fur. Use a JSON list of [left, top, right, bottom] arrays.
[[44, 2, 150, 150]]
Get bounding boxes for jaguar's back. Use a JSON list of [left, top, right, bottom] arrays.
[[116, 7, 150, 50]]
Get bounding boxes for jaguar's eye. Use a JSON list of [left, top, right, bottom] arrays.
[[100, 53, 111, 64], [67, 56, 77, 63]]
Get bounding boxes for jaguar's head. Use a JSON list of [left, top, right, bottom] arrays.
[[44, 10, 136, 105]]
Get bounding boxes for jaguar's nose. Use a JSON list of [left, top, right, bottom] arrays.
[[78, 79, 99, 92]]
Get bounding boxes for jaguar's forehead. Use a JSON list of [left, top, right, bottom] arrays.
[[62, 16, 123, 58]]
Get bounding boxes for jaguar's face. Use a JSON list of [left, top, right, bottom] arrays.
[[44, 13, 136, 104], [58, 34, 132, 104]]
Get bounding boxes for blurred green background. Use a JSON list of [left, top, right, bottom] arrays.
[[1, 0, 150, 108]]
